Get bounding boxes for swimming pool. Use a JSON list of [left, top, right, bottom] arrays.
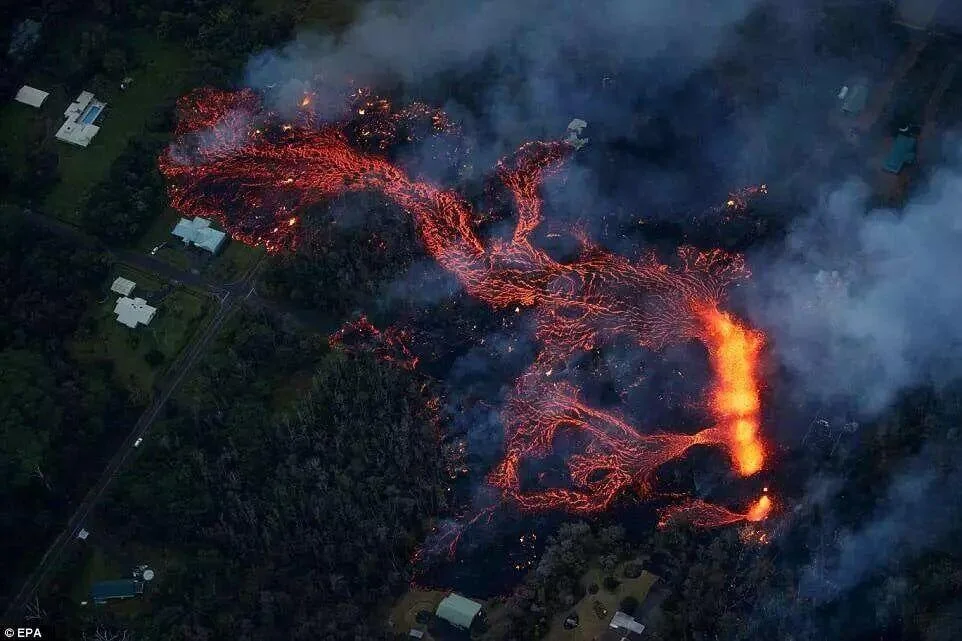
[[80, 104, 103, 125]]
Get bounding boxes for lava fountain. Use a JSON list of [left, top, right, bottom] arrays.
[[159, 88, 771, 526]]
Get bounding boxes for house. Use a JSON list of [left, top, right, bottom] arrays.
[[838, 80, 869, 116], [435, 593, 483, 630], [883, 134, 917, 173], [172, 217, 227, 254], [110, 277, 136, 296], [56, 91, 107, 147], [565, 118, 589, 150], [90, 579, 143, 604], [113, 297, 157, 328], [600, 611, 646, 641], [14, 85, 48, 108]]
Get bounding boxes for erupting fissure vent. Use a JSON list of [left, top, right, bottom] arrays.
[[159, 88, 772, 528]]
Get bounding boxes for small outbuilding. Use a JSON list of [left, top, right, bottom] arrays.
[[883, 134, 917, 174], [172, 216, 227, 254], [114, 297, 157, 329], [110, 277, 136, 296], [435, 593, 483, 630], [601, 610, 646, 641], [838, 80, 869, 116], [91, 579, 143, 605], [14, 85, 48, 108]]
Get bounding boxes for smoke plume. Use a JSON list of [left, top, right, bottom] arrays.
[[748, 162, 962, 416]]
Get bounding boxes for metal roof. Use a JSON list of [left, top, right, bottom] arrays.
[[113, 297, 156, 328], [172, 217, 227, 253], [839, 82, 869, 116], [110, 277, 136, 296], [14, 85, 48, 108], [883, 135, 917, 174], [91, 579, 142, 602], [610, 611, 645, 634], [435, 594, 482, 629]]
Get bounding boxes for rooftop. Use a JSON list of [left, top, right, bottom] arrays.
[[113, 296, 157, 329], [883, 134, 917, 174], [610, 611, 645, 635], [110, 277, 136, 296], [55, 91, 106, 147], [435, 594, 483, 630], [91, 579, 143, 603], [14, 85, 48, 108], [172, 217, 227, 253]]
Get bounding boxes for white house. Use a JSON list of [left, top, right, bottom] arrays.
[[14, 85, 49, 108], [56, 91, 106, 147], [171, 217, 227, 253], [603, 611, 646, 641], [110, 277, 136, 296], [113, 297, 156, 329], [435, 594, 483, 630]]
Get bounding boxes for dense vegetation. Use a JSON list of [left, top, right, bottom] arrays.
[[0, 210, 138, 604], [0, 0, 302, 232], [262, 193, 422, 317], [78, 132, 169, 245], [478, 384, 962, 641], [49, 313, 445, 640]]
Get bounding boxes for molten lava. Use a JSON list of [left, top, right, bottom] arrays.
[[329, 315, 419, 370], [659, 493, 772, 528], [159, 88, 772, 527]]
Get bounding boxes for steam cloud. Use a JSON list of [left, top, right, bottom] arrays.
[[748, 164, 962, 416]]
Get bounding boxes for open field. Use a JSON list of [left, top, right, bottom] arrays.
[[0, 31, 195, 223], [69, 264, 211, 397], [136, 208, 263, 280], [66, 535, 181, 618], [389, 588, 447, 639], [45, 35, 195, 222], [544, 563, 659, 641]]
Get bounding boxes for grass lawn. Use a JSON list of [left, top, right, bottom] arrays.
[[66, 536, 182, 619], [544, 563, 660, 641], [389, 588, 447, 638], [208, 240, 263, 281], [0, 30, 193, 224], [44, 35, 195, 222], [136, 208, 264, 281], [69, 264, 211, 398], [136, 208, 193, 271], [70, 546, 126, 605]]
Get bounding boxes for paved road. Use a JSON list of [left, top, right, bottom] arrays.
[[3, 210, 264, 620], [17, 207, 220, 291]]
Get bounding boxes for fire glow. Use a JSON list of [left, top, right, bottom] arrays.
[[159, 88, 772, 528]]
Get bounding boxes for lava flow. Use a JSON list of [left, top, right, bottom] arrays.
[[159, 88, 772, 527]]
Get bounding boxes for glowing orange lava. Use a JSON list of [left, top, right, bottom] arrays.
[[660, 493, 772, 528], [158, 88, 772, 527]]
